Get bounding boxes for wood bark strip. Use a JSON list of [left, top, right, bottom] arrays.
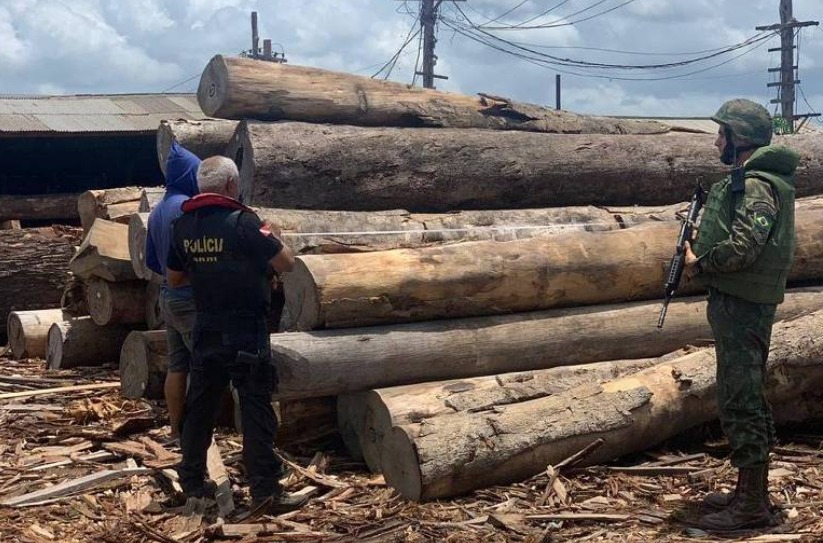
[[0, 227, 78, 343], [69, 219, 137, 282], [229, 121, 822, 211], [145, 282, 164, 330], [338, 358, 662, 472], [379, 310, 823, 501], [46, 317, 132, 370], [272, 289, 823, 400], [198, 55, 668, 135], [6, 309, 67, 360], [281, 206, 823, 331], [77, 187, 144, 232], [85, 278, 147, 326], [119, 330, 168, 399], [0, 193, 80, 222], [156, 119, 238, 175], [138, 188, 165, 213]]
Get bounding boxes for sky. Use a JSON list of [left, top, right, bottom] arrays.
[[0, 0, 821, 118]]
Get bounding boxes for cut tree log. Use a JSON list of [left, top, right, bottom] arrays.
[[275, 396, 338, 447], [69, 219, 138, 282], [145, 282, 164, 330], [0, 227, 78, 343], [198, 55, 668, 135], [380, 310, 823, 501], [46, 317, 132, 370], [0, 193, 80, 222], [85, 278, 147, 326], [6, 309, 67, 360], [281, 206, 823, 330], [77, 187, 144, 232], [272, 288, 823, 400], [338, 358, 662, 472], [227, 121, 822, 210], [119, 330, 168, 399], [60, 275, 88, 317], [263, 204, 678, 255], [138, 188, 165, 213], [127, 212, 162, 283], [156, 119, 238, 175]]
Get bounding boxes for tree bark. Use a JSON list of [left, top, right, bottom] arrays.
[[46, 317, 132, 370], [272, 289, 823, 400], [6, 309, 67, 360], [0, 194, 80, 223], [281, 207, 823, 330], [380, 310, 823, 501], [257, 204, 676, 255], [156, 119, 239, 175], [119, 330, 168, 399], [138, 188, 165, 213], [69, 219, 138, 282], [274, 397, 338, 448], [229, 121, 822, 211], [198, 55, 668, 135], [60, 275, 88, 317], [338, 357, 662, 472], [85, 278, 147, 326], [77, 188, 144, 232], [0, 227, 79, 343], [145, 282, 164, 330]]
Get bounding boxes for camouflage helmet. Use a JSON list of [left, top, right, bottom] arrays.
[[711, 98, 772, 147]]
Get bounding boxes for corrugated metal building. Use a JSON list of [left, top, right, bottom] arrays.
[[0, 93, 205, 195]]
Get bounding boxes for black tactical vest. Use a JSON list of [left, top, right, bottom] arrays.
[[172, 206, 271, 318]]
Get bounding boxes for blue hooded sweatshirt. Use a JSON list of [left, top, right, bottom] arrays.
[[146, 140, 200, 296]]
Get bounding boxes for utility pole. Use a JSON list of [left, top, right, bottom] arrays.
[[756, 0, 818, 132], [243, 11, 287, 63], [405, 0, 464, 88]]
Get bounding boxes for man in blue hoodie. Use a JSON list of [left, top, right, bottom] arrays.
[[146, 141, 201, 441]]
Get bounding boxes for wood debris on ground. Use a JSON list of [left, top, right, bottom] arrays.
[[0, 356, 821, 543]]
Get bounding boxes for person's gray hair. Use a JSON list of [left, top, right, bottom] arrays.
[[197, 156, 239, 194]]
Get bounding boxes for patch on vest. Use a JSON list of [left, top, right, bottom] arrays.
[[750, 201, 776, 245]]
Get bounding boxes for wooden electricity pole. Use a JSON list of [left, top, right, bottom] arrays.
[[405, 0, 464, 88], [757, 0, 818, 132]]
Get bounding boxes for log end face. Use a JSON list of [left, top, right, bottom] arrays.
[[381, 425, 423, 502], [280, 258, 321, 331], [197, 55, 230, 119], [86, 278, 113, 326], [46, 323, 64, 370], [7, 313, 26, 360], [119, 331, 149, 399]]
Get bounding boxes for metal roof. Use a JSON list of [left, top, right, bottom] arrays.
[[0, 93, 205, 135]]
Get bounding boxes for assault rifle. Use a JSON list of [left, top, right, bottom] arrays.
[[657, 181, 706, 328]]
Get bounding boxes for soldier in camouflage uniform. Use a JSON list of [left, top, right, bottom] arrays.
[[683, 98, 799, 531]]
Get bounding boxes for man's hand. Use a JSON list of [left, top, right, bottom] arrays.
[[683, 241, 699, 282]]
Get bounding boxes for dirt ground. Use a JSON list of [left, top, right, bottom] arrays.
[[0, 356, 821, 543]]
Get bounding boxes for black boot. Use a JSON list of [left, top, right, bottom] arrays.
[[695, 465, 773, 532], [702, 470, 740, 510]]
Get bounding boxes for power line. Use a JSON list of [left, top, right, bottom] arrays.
[[440, 16, 776, 81], [371, 18, 422, 79], [161, 74, 201, 93], [479, 0, 638, 30], [445, 6, 777, 72]]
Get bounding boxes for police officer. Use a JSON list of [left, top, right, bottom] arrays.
[[684, 99, 798, 531], [166, 156, 301, 511]]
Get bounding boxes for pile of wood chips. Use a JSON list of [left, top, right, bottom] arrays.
[[0, 355, 821, 543]]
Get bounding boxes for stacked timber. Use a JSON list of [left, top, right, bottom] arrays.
[[77, 188, 145, 232], [119, 330, 168, 399], [0, 227, 79, 344], [6, 309, 67, 359]]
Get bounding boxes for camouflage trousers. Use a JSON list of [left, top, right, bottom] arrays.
[[707, 288, 777, 468]]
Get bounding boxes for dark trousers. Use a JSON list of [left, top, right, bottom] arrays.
[[178, 320, 281, 500], [707, 289, 777, 468]]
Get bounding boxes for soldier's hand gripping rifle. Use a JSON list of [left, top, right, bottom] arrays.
[[657, 182, 706, 328]]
